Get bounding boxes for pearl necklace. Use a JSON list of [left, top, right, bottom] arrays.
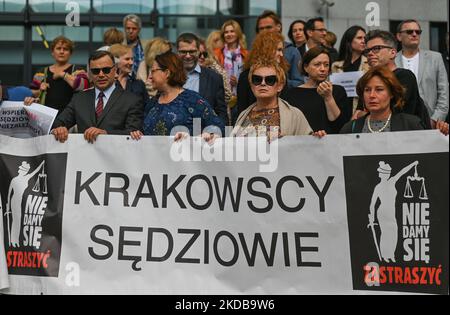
[[367, 113, 392, 133]]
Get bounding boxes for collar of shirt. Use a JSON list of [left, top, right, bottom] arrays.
[[189, 63, 202, 75], [95, 84, 116, 107], [127, 36, 141, 46]]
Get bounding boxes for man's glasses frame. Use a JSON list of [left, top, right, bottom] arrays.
[[362, 45, 393, 56], [399, 29, 423, 36], [90, 66, 115, 75]]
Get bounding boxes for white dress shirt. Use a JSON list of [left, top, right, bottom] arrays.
[[95, 84, 116, 110]]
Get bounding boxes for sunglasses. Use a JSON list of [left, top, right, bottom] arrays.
[[400, 29, 422, 35], [90, 66, 115, 75], [178, 50, 198, 56], [362, 45, 393, 56], [199, 51, 208, 58], [251, 75, 278, 86]]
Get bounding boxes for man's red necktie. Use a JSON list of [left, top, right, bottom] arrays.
[[96, 92, 105, 119]]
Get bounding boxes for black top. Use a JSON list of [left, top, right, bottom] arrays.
[[393, 68, 431, 129], [236, 68, 290, 119], [121, 77, 150, 109], [43, 65, 85, 113], [344, 57, 362, 72], [340, 112, 424, 134], [284, 85, 351, 134], [297, 44, 307, 58]]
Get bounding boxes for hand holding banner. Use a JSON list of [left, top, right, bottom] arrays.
[[0, 101, 58, 138]]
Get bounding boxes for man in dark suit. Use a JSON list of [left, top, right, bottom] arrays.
[[176, 33, 228, 125], [52, 50, 143, 143]]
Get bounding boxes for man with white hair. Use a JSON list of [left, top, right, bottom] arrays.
[[123, 14, 149, 79], [395, 19, 449, 128]]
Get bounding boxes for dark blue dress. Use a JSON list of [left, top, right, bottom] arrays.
[[143, 89, 225, 136]]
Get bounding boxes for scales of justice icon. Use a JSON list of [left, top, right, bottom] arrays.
[[404, 164, 428, 200], [32, 163, 48, 194]]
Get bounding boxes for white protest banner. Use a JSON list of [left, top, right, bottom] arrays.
[[0, 101, 58, 138], [0, 191, 8, 290], [330, 71, 364, 97], [0, 132, 448, 295]]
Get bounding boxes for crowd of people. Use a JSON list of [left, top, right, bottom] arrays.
[[1, 11, 449, 142]]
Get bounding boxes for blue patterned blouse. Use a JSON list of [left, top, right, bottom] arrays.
[[143, 89, 225, 136]]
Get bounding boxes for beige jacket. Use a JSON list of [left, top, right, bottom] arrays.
[[231, 98, 313, 137], [331, 55, 370, 73], [331, 55, 369, 113]]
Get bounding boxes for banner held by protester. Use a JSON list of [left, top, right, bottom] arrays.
[[0, 101, 58, 138], [0, 132, 448, 295]]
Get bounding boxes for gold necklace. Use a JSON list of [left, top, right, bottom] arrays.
[[368, 113, 392, 133]]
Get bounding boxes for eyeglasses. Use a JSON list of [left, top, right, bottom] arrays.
[[251, 75, 278, 86], [258, 25, 274, 32], [178, 50, 198, 56], [199, 51, 208, 59], [151, 68, 165, 74], [399, 29, 422, 35], [313, 28, 328, 33], [90, 66, 115, 75], [362, 45, 393, 56]]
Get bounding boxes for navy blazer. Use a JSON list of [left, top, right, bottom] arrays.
[[198, 66, 228, 125]]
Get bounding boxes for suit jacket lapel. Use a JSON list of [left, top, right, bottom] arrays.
[[198, 68, 206, 96], [396, 53, 404, 68], [97, 87, 123, 126], [417, 50, 426, 85], [87, 89, 97, 126]]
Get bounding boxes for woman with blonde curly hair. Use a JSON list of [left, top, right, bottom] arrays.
[[137, 37, 172, 97], [236, 31, 289, 119], [232, 60, 314, 140]]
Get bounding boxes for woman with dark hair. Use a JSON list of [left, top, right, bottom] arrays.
[[332, 26, 368, 115], [130, 51, 224, 140], [284, 46, 351, 134], [340, 66, 449, 134], [333, 26, 368, 73], [288, 20, 307, 57]]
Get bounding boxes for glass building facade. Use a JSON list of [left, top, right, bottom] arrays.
[[0, 0, 281, 85]]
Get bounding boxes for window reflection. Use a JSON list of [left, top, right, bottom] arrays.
[[219, 0, 278, 15], [0, 0, 26, 12], [157, 0, 216, 15], [93, 0, 151, 14], [29, 0, 90, 13], [157, 16, 217, 44], [31, 26, 89, 66]]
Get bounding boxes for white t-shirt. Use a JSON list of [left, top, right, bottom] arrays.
[[0, 194, 10, 290], [402, 52, 420, 82]]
